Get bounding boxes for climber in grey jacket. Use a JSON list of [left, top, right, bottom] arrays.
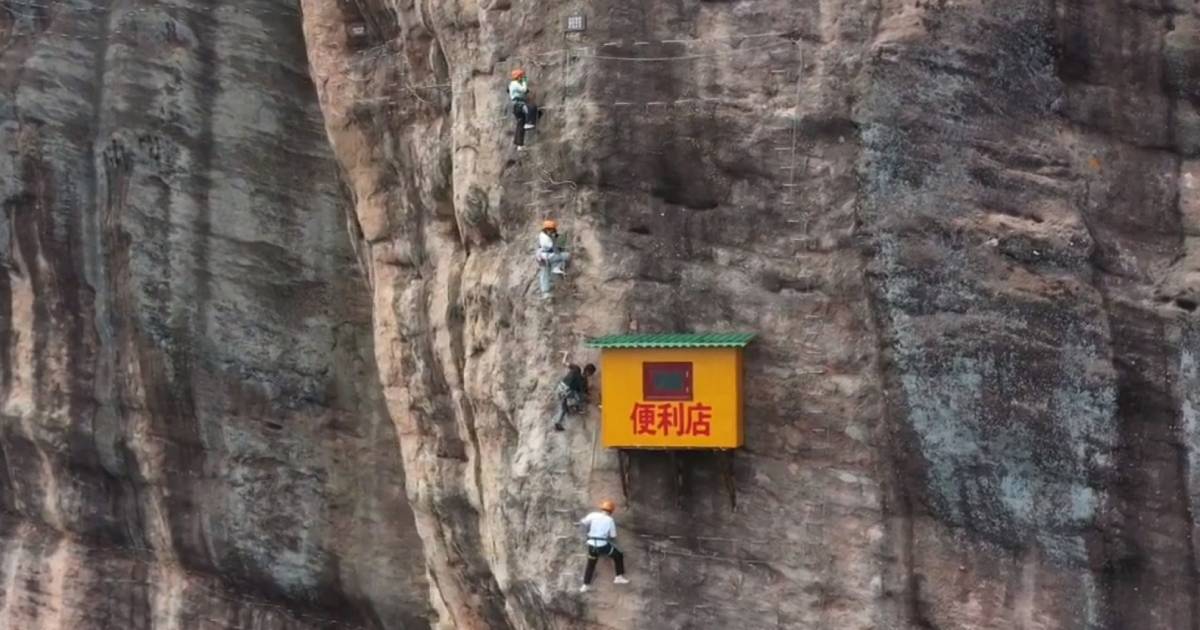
[[535, 220, 570, 297]]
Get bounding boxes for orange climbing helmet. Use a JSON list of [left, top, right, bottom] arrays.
[[599, 499, 616, 513], [542, 219, 558, 231], [511, 69, 526, 80]]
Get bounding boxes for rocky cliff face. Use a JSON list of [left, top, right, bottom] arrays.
[[3, 0, 1200, 629], [0, 1, 428, 628]]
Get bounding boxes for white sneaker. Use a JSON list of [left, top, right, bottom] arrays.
[[579, 584, 589, 593], [613, 576, 629, 585], [516, 146, 525, 151], [524, 124, 535, 130], [552, 267, 566, 275]]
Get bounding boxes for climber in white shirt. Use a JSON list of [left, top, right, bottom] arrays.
[[577, 500, 629, 593], [535, 219, 570, 298]]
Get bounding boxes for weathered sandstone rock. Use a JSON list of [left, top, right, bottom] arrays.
[[1, 2, 429, 628], [3, 0, 1200, 629]]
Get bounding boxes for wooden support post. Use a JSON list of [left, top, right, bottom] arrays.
[[672, 451, 687, 508], [722, 449, 737, 511], [619, 449, 631, 501]]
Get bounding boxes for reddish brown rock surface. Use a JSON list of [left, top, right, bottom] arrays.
[[3, 0, 1200, 629], [1, 1, 428, 628]]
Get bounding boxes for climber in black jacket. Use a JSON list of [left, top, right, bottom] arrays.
[[553, 352, 596, 431]]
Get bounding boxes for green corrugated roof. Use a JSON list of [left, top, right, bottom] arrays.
[[585, 333, 756, 349]]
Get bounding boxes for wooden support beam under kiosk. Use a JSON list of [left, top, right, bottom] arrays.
[[672, 451, 685, 508], [618, 449, 737, 511], [722, 449, 737, 511], [619, 449, 631, 502]]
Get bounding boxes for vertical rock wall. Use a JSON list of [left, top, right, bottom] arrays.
[[1, 0, 1198, 629], [866, 1, 1199, 628], [302, 0, 1200, 629], [0, 1, 430, 628], [303, 1, 884, 628]]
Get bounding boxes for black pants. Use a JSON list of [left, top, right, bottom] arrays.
[[583, 543, 624, 584], [512, 101, 537, 146]]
